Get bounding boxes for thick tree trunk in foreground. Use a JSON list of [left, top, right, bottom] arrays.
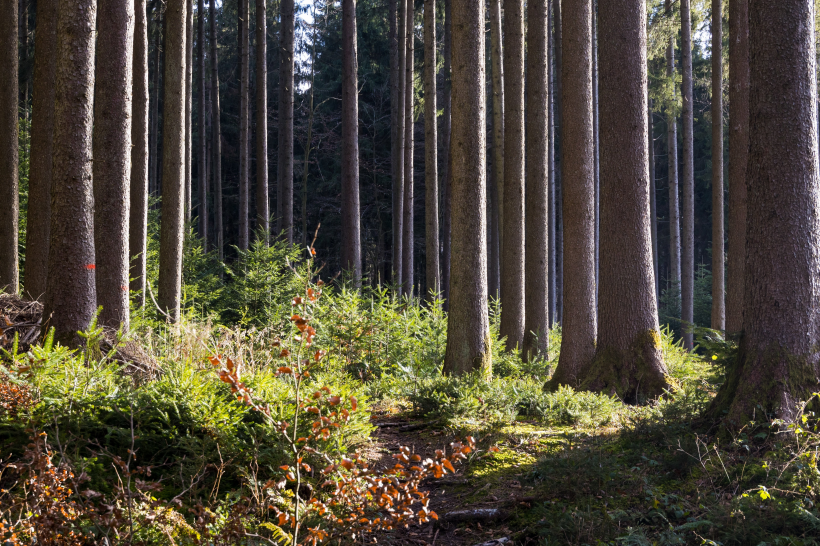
[[393, 0, 406, 289], [24, 0, 57, 299], [710, 0, 820, 424], [489, 0, 504, 253], [401, 0, 414, 295], [44, 0, 97, 345], [0, 0, 19, 294], [499, 0, 525, 350], [197, 0, 207, 245], [341, 0, 361, 281], [93, 0, 135, 330], [666, 0, 681, 320], [209, 0, 223, 261], [158, 0, 187, 320], [443, 0, 490, 375], [726, 0, 749, 334], [523, 0, 549, 359], [584, 0, 668, 401], [711, 0, 725, 331], [277, 0, 293, 242], [424, 0, 439, 299], [441, 0, 452, 307], [681, 0, 695, 348], [185, 0, 193, 224], [550, 0, 597, 386], [238, 0, 249, 250], [131, 0, 150, 306]]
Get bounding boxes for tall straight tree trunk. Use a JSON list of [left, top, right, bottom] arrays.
[[18, 0, 28, 111], [548, 1, 556, 326], [402, 0, 414, 295], [301, 8, 318, 247], [649, 99, 659, 303], [341, 0, 361, 281], [711, 0, 725, 330], [592, 0, 600, 296], [681, 0, 694, 348], [709, 0, 819, 425], [550, 0, 597, 386], [0, 0, 19, 294], [424, 0, 439, 299], [24, 0, 57, 299], [499, 0, 525, 350], [150, 9, 161, 195], [44, 0, 97, 345], [238, 0, 249, 250], [726, 0, 748, 334], [93, 0, 135, 330], [523, 0, 549, 359], [487, 145, 500, 298], [255, 0, 269, 243], [489, 0, 504, 254], [441, 0, 452, 307], [442, 0, 489, 375], [131, 0, 150, 306], [586, 0, 668, 401], [185, 0, 193, 223], [209, 0, 223, 261], [197, 0, 207, 245], [277, 0, 293, 242], [554, 0, 563, 324], [394, 0, 406, 289], [666, 0, 681, 318], [158, 0, 187, 320]]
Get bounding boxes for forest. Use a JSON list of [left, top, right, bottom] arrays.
[[1, 0, 820, 543]]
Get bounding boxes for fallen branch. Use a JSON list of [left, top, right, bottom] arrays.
[[443, 508, 505, 523]]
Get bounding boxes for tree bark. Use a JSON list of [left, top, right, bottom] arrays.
[[0, 0, 19, 294], [499, 0, 525, 350], [24, 0, 57, 300], [548, 1, 556, 326], [442, 0, 490, 375], [158, 0, 187, 320], [554, 0, 564, 324], [185, 0, 193, 224], [592, 0, 599, 299], [666, 0, 681, 324], [44, 0, 97, 345], [238, 0, 249, 250], [93, 0, 134, 330], [197, 0, 207, 245], [726, 0, 748, 334], [150, 8, 161, 195], [401, 0, 414, 296], [441, 0, 452, 307], [709, 0, 820, 425], [681, 0, 695, 348], [550, 0, 597, 386], [523, 0, 549, 359], [131, 0, 149, 307], [394, 0, 406, 289], [209, 0, 223, 261], [711, 0, 725, 330], [424, 0, 439, 299], [489, 0, 504, 253], [586, 0, 667, 401], [341, 0, 361, 281], [277, 0, 293, 243]]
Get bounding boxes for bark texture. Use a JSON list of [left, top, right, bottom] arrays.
[[523, 0, 550, 359], [341, 0, 361, 280], [554, 0, 563, 324], [489, 0, 504, 251], [681, 0, 695, 349], [158, 0, 187, 320], [44, 0, 97, 345], [441, 0, 452, 306], [401, 0, 414, 295], [442, 0, 489, 375], [711, 0, 725, 330], [709, 0, 820, 424], [584, 0, 668, 401], [277, 0, 293, 242], [197, 0, 208, 245], [149, 9, 161, 195], [726, 0, 748, 334], [185, 0, 193, 223], [423, 0, 439, 298], [209, 0, 223, 261], [393, 0, 406, 289], [131, 0, 149, 306], [666, 0, 681, 308], [238, 0, 249, 250], [548, 2, 556, 325], [0, 0, 19, 293], [499, 0, 525, 350], [24, 0, 57, 299], [550, 0, 597, 386], [93, 0, 135, 330]]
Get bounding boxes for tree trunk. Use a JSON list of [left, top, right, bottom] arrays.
[[592, 0, 600, 299], [487, 144, 500, 298], [726, 0, 748, 334], [548, 2, 556, 326], [24, 0, 57, 299], [709, 0, 820, 425], [150, 8, 161, 195], [131, 0, 149, 307], [441, 0, 452, 307], [499, 0, 525, 350], [586, 0, 668, 401], [402, 0, 414, 296], [0, 0, 19, 294], [185, 0, 193, 224], [158, 0, 187, 320], [44, 0, 97, 345], [394, 0, 406, 289], [666, 0, 681, 323], [549, 0, 597, 386], [277, 0, 293, 243], [681, 0, 694, 348], [424, 0, 439, 299], [209, 0, 223, 261], [523, 0, 549, 359], [255, 0, 269, 243], [238, 0, 249, 250], [301, 6, 318, 248], [711, 0, 725, 331], [341, 0, 361, 281], [197, 0, 207, 245], [554, 0, 564, 324], [489, 0, 503, 254], [649, 99, 659, 303], [442, 0, 490, 375], [93, 0, 134, 330]]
